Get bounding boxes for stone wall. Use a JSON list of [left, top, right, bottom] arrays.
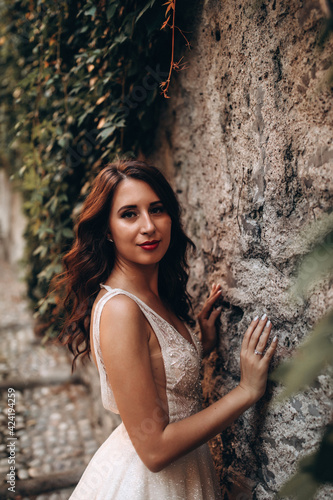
[[149, 0, 333, 498]]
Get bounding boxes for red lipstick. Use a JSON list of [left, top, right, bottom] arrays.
[[139, 240, 160, 251]]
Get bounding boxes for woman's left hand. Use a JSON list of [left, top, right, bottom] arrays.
[[197, 283, 223, 357]]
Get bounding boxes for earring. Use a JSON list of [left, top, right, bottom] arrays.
[[107, 237, 114, 243]]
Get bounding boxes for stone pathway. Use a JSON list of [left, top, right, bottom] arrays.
[[0, 259, 103, 499]]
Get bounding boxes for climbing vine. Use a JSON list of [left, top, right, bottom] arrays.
[[0, 0, 192, 338], [160, 0, 191, 97]]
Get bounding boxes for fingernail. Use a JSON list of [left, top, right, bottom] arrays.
[[273, 335, 278, 342], [261, 313, 267, 320], [266, 320, 271, 327], [253, 315, 259, 321]]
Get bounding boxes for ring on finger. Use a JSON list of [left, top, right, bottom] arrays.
[[255, 349, 263, 355]]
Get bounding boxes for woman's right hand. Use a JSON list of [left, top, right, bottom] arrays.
[[238, 314, 278, 403]]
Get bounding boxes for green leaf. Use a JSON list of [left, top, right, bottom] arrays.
[[97, 125, 116, 141], [292, 232, 333, 297], [108, 32, 128, 52], [38, 227, 55, 239], [62, 227, 74, 239], [276, 430, 333, 500], [270, 309, 333, 401], [135, 0, 156, 23], [278, 470, 320, 500], [78, 111, 89, 126], [84, 6, 97, 17], [78, 25, 89, 34], [289, 213, 333, 298], [57, 137, 68, 148], [37, 263, 62, 281], [106, 4, 118, 21], [312, 424, 333, 483], [33, 245, 48, 258]]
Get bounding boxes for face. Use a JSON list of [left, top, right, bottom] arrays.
[[108, 178, 172, 267]]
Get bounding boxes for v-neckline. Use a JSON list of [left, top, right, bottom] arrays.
[[100, 284, 197, 353]]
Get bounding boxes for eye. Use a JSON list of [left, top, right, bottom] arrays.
[[121, 211, 137, 219], [150, 205, 165, 214]]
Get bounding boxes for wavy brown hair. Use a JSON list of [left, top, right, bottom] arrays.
[[55, 159, 196, 372]]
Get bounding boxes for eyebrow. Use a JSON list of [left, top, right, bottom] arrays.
[[117, 200, 163, 214]]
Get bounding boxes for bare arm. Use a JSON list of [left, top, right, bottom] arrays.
[[99, 295, 277, 473]]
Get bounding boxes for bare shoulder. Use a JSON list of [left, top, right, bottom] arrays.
[[99, 293, 150, 346], [101, 293, 145, 322]]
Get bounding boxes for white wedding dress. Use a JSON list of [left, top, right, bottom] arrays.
[[69, 284, 221, 499]]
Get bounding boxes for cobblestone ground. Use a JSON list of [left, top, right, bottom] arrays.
[[0, 259, 101, 499]]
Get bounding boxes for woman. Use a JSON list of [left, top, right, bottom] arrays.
[[57, 158, 277, 499]]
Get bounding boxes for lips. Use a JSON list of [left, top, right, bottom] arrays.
[[139, 240, 160, 251], [140, 240, 159, 246]]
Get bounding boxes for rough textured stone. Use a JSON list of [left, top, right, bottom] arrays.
[[150, 0, 333, 497]]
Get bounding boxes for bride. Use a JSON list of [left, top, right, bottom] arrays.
[[56, 158, 278, 499]]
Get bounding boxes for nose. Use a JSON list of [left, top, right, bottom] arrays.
[[140, 211, 156, 235]]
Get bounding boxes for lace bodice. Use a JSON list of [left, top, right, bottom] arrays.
[[93, 284, 204, 423]]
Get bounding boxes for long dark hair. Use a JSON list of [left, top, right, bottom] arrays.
[[55, 159, 196, 371]]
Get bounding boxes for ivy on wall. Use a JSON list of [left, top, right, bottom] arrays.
[[0, 0, 191, 336]]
